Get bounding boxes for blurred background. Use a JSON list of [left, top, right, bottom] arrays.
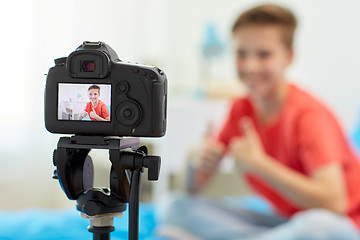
[[1, 0, 360, 211]]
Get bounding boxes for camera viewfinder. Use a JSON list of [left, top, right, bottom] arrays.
[[82, 61, 96, 72]]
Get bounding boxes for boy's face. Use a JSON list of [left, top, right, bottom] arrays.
[[88, 89, 100, 104], [233, 25, 293, 99]]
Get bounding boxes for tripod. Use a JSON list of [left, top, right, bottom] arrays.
[[52, 135, 161, 240]]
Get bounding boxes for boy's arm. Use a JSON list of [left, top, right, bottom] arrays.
[[230, 118, 346, 214], [249, 156, 345, 214], [90, 113, 110, 121], [89, 106, 110, 121]]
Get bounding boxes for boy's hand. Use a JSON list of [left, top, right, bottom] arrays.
[[229, 117, 268, 171], [197, 139, 226, 173], [188, 139, 225, 193], [90, 107, 99, 120], [80, 111, 87, 120]]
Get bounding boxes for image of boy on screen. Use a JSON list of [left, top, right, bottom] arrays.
[[79, 85, 110, 121]]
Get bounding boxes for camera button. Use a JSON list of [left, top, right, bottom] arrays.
[[116, 101, 142, 126], [117, 81, 129, 94], [149, 72, 156, 78], [123, 109, 132, 118]]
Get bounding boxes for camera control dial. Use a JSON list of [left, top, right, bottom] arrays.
[[115, 100, 142, 127]]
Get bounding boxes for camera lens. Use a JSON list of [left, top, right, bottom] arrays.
[[82, 61, 96, 72]]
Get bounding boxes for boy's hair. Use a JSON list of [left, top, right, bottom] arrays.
[[232, 4, 297, 48], [88, 84, 100, 93]]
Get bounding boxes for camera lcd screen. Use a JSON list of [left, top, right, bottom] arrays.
[[58, 83, 111, 122]]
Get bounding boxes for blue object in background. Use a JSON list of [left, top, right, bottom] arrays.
[[0, 196, 273, 239], [0, 204, 164, 240], [201, 22, 224, 59], [351, 110, 360, 156]]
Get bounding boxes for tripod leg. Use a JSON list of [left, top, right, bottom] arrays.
[[129, 169, 141, 240]]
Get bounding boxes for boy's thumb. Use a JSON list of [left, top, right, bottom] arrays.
[[240, 117, 255, 139]]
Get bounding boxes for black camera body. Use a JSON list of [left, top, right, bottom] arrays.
[[45, 42, 167, 137]]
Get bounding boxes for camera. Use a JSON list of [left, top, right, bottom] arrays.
[[45, 41, 167, 137]]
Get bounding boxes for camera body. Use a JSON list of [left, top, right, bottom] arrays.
[[45, 41, 167, 137]]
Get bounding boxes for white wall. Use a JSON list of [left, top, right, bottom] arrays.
[[1, 0, 360, 208], [160, 0, 360, 131]]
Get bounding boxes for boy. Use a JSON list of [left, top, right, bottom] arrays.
[[160, 4, 360, 240], [80, 84, 110, 121]]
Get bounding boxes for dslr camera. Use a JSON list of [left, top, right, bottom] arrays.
[[45, 41, 167, 137]]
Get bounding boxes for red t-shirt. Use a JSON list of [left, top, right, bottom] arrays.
[[85, 100, 110, 121], [217, 83, 360, 228]]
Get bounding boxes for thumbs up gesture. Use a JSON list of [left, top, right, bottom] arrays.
[[90, 106, 99, 120], [229, 117, 267, 171]]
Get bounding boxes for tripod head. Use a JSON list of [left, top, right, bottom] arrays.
[[52, 135, 161, 240]]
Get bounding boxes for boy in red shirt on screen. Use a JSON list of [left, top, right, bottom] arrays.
[[160, 4, 360, 240], [80, 85, 110, 121]]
